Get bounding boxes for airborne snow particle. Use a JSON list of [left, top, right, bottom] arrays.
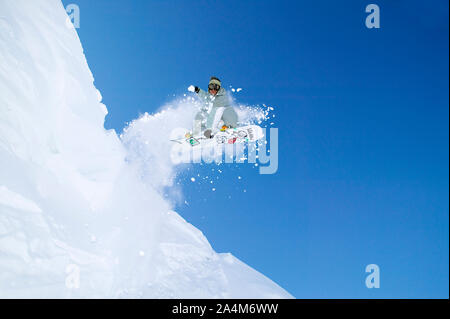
[[0, 0, 292, 298]]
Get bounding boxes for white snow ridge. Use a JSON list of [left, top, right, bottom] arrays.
[[0, 0, 292, 298]]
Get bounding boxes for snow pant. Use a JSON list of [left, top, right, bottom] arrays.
[[193, 107, 238, 136]]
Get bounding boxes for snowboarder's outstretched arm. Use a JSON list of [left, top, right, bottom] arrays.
[[188, 85, 209, 100], [197, 88, 209, 101]]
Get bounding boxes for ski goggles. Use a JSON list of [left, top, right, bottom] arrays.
[[208, 83, 220, 91]]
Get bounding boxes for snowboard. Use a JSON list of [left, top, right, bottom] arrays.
[[170, 125, 264, 147]]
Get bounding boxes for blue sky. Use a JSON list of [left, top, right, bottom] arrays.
[[62, 0, 449, 298]]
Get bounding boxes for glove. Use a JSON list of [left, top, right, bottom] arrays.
[[188, 85, 200, 93], [203, 129, 213, 139]]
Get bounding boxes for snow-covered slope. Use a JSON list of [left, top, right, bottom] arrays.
[[0, 0, 292, 298]]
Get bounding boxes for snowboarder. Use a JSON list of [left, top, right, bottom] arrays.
[[188, 76, 238, 138]]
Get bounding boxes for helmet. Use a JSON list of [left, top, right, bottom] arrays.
[[208, 76, 221, 91]]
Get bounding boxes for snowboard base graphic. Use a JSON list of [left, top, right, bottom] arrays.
[[171, 125, 264, 147]]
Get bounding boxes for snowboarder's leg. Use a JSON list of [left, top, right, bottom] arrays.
[[222, 107, 238, 128], [193, 111, 205, 136]]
